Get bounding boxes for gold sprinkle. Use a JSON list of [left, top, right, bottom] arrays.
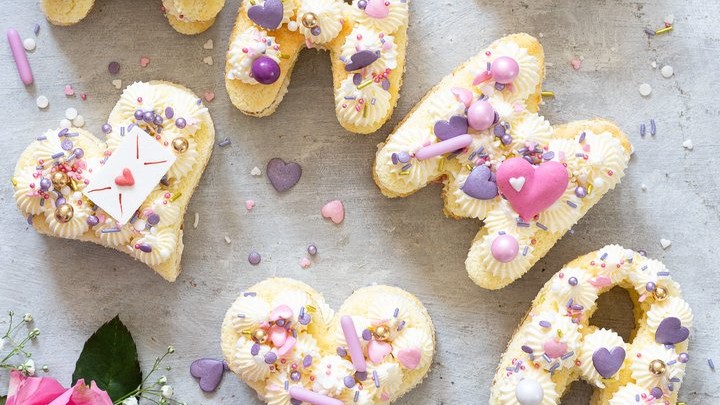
[[465, 164, 473, 172], [587, 184, 594, 194], [280, 53, 290, 59], [363, 103, 368, 118], [438, 158, 445, 172], [399, 171, 410, 176], [306, 305, 317, 312], [11, 178, 17, 187], [69, 178, 80, 191], [655, 26, 673, 35], [358, 79, 373, 90], [242, 330, 252, 335], [541, 91, 555, 97], [170, 192, 182, 202], [557, 329, 563, 338]]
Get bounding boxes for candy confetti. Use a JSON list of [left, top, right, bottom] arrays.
[[203, 39, 214, 49], [108, 61, 120, 75], [682, 139, 693, 150], [250, 167, 262, 176], [23, 37, 36, 51], [203, 56, 214, 65], [638, 83, 652, 96], [248, 251, 261, 265], [36, 95, 49, 109], [139, 56, 150, 67], [112, 79, 122, 89], [299, 257, 311, 269], [245, 200, 255, 210], [661, 65, 674, 78], [64, 84, 75, 96], [660, 238, 672, 249]]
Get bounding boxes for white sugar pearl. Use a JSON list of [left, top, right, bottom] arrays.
[[661, 65, 674, 78], [65, 107, 78, 120], [638, 83, 652, 97], [36, 95, 49, 109], [72, 114, 85, 127], [133, 219, 147, 231], [23, 38, 36, 51], [287, 21, 299, 31], [60, 118, 72, 128], [515, 378, 544, 405], [72, 191, 82, 200]]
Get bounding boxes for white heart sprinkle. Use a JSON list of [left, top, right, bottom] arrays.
[[203, 39, 214, 50], [112, 79, 122, 89], [203, 56, 214, 65], [509, 177, 526, 192], [682, 139, 693, 150], [660, 238, 672, 249], [250, 167, 262, 176]]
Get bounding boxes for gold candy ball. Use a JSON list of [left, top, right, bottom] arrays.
[[302, 12, 318, 28], [252, 328, 268, 344], [649, 359, 667, 376], [51, 171, 69, 189], [172, 137, 189, 153], [653, 286, 668, 301], [54, 203, 74, 223], [373, 325, 390, 341]]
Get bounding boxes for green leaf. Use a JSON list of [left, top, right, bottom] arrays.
[[0, 395, 6, 405], [72, 315, 142, 401]]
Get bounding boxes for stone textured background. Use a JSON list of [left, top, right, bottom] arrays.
[[1, 0, 718, 403]]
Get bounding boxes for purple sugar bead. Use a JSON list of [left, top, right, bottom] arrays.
[[143, 111, 154, 123], [307, 244, 318, 256], [153, 115, 164, 126], [134, 110, 144, 121], [575, 186, 587, 198], [175, 118, 187, 129], [290, 371, 301, 381], [264, 352, 277, 364], [250, 343, 260, 356], [251, 56, 281, 85], [165, 106, 174, 119], [73, 148, 84, 158], [248, 251, 261, 265], [102, 123, 112, 134], [358, 0, 367, 9], [678, 352, 689, 363], [87, 215, 99, 226], [501, 134, 513, 145], [343, 376, 355, 388], [55, 197, 66, 207], [39, 178, 51, 191], [147, 213, 160, 225], [138, 243, 153, 253]]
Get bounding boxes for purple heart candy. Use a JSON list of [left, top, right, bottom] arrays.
[[267, 158, 302, 192], [345, 50, 379, 71], [591, 346, 625, 378], [434, 115, 468, 141], [461, 166, 498, 200], [655, 317, 689, 345], [247, 0, 284, 30], [190, 358, 226, 392]]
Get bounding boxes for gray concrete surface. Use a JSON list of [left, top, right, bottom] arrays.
[[0, 0, 718, 403]]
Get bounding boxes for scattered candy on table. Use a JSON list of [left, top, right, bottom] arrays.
[[321, 200, 345, 224], [248, 251, 261, 265], [35, 95, 49, 109], [7, 28, 33, 85]]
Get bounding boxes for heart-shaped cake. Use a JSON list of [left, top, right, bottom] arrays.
[[40, 0, 225, 34], [11, 81, 214, 281], [374, 34, 632, 289], [490, 245, 693, 404], [225, 0, 410, 134], [221, 278, 435, 404]]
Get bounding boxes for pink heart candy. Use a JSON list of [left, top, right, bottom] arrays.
[[364, 0, 390, 19], [496, 157, 569, 221], [368, 340, 392, 364], [397, 348, 421, 369], [321, 200, 345, 224], [64, 84, 75, 96], [451, 87, 473, 108], [269, 325, 288, 347], [276, 335, 296, 357], [589, 275, 613, 288], [139, 56, 150, 67], [543, 340, 568, 359], [270, 304, 293, 322]]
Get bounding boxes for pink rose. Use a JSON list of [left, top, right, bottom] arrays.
[[7, 371, 113, 405]]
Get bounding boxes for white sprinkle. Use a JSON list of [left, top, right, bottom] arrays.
[[660, 238, 672, 249], [36, 95, 49, 109], [250, 166, 262, 176], [193, 212, 199, 229], [65, 107, 78, 120], [682, 139, 693, 150], [112, 79, 122, 89], [538, 32, 544, 38], [203, 56, 214, 65], [650, 61, 658, 69], [661, 65, 674, 78], [641, 183, 647, 191], [287, 21, 299, 32], [664, 15, 675, 25], [639, 83, 652, 97], [72, 115, 85, 127], [23, 38, 36, 51], [60, 118, 72, 128], [203, 39, 214, 49], [224, 236, 232, 244]]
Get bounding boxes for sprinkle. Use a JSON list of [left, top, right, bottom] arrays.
[[250, 166, 262, 176], [354, 391, 359, 402], [218, 137, 231, 147], [401, 163, 412, 171], [284, 380, 289, 391], [170, 192, 182, 202], [536, 222, 548, 231], [650, 119, 657, 135], [224, 236, 232, 244], [682, 139, 693, 150], [661, 65, 674, 78], [33, 24, 40, 35], [237, 313, 245, 318], [640, 123, 646, 137], [600, 252, 608, 261], [523, 246, 529, 256], [397, 320, 405, 331], [358, 79, 373, 90], [203, 56, 214, 65], [709, 358, 716, 371], [248, 251, 261, 265], [656, 26, 673, 35], [372, 370, 380, 387], [193, 212, 199, 229], [521, 345, 533, 354], [112, 79, 122, 89], [660, 238, 672, 249], [657, 271, 671, 277], [548, 363, 560, 373], [561, 351, 574, 360], [36, 135, 47, 141], [51, 152, 64, 159], [23, 38, 36, 51], [101, 228, 121, 233], [108, 61, 121, 75], [566, 201, 577, 208], [393, 308, 399, 318], [539, 320, 551, 328], [204, 90, 215, 102], [639, 83, 652, 97], [540, 91, 555, 97], [542, 354, 552, 363], [517, 221, 530, 228], [203, 39, 214, 49], [644, 27, 656, 36], [36, 95, 49, 109], [243, 292, 257, 297]]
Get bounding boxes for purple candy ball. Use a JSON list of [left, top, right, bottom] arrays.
[[501, 134, 513, 145], [73, 148, 84, 159], [646, 281, 656, 292], [87, 215, 99, 226], [102, 123, 112, 134], [290, 371, 301, 382], [147, 213, 160, 225], [165, 106, 174, 119], [175, 118, 187, 129], [251, 56, 281, 85], [248, 251, 261, 265], [307, 244, 317, 256], [358, 0, 367, 9], [568, 277, 578, 286], [134, 110, 144, 121], [678, 352, 689, 363], [39, 178, 51, 191], [55, 197, 66, 207], [153, 115, 164, 126], [575, 186, 587, 198], [143, 111, 154, 123]]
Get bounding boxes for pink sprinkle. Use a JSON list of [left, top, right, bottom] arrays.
[[81, 93, 87, 101], [204, 90, 215, 102], [300, 258, 311, 269], [139, 56, 150, 67], [570, 57, 582, 70], [245, 200, 255, 210], [64, 84, 75, 96]]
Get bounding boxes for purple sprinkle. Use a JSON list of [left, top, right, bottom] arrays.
[[243, 292, 257, 297], [539, 320, 551, 328], [401, 163, 412, 171], [640, 123, 646, 137], [165, 106, 174, 119], [284, 380, 289, 391], [521, 345, 533, 354], [523, 246, 529, 256], [58, 128, 69, 137], [566, 201, 577, 208], [337, 347, 347, 357], [579, 132, 587, 143], [36, 135, 47, 141], [397, 320, 406, 331], [101, 228, 121, 234], [517, 222, 530, 228], [108, 61, 121, 75], [548, 362, 560, 373], [709, 358, 716, 371], [343, 376, 355, 388], [657, 271, 671, 277], [561, 351, 574, 360], [353, 73, 362, 85], [542, 151, 555, 161], [27, 214, 33, 225], [303, 354, 312, 368], [372, 370, 380, 388], [138, 243, 152, 253], [237, 313, 246, 318], [33, 24, 40, 35], [354, 391, 359, 403], [650, 119, 657, 135], [51, 152, 64, 159], [65, 132, 78, 138], [645, 27, 657, 36], [536, 222, 548, 231], [391, 153, 399, 165], [571, 304, 584, 311], [264, 352, 277, 364], [218, 138, 231, 147], [248, 251, 261, 265], [362, 329, 372, 341], [250, 343, 260, 356], [601, 252, 608, 260]]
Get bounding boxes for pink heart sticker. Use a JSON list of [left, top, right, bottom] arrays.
[[321, 200, 345, 224], [543, 340, 568, 359], [496, 157, 569, 221], [397, 348, 421, 369], [368, 340, 392, 364]]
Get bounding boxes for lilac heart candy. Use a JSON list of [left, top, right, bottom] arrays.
[[655, 317, 689, 345], [190, 358, 225, 392], [461, 166, 498, 200], [267, 158, 302, 192], [591, 346, 625, 378], [345, 50, 379, 71], [434, 115, 468, 141], [247, 0, 284, 30]]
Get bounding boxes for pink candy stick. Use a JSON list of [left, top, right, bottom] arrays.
[[289, 387, 343, 405], [415, 134, 473, 161], [7, 28, 33, 85], [340, 315, 366, 373]]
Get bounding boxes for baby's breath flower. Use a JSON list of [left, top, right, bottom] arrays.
[[23, 313, 33, 323], [22, 359, 36, 376], [161, 385, 174, 398], [158, 375, 168, 385], [167, 346, 175, 354], [121, 397, 139, 405], [29, 328, 40, 339]]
